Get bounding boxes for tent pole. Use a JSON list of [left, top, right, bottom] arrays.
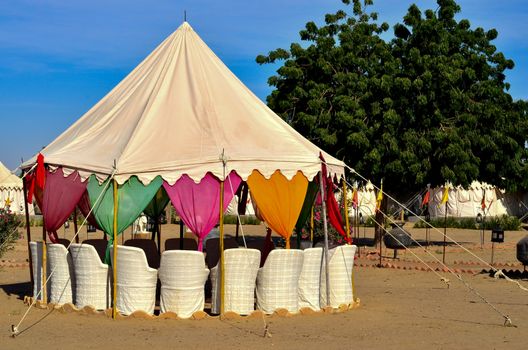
[[179, 219, 184, 249], [319, 171, 330, 306], [235, 218, 240, 244], [73, 208, 79, 243], [310, 205, 314, 247], [219, 180, 225, 315], [112, 179, 118, 319], [157, 218, 161, 255], [151, 222, 156, 241], [342, 177, 350, 244], [296, 226, 301, 249], [355, 206, 360, 257], [22, 178, 34, 288], [41, 217, 47, 304], [235, 193, 241, 243], [443, 201, 447, 264]]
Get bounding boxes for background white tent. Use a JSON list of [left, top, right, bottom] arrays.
[[426, 181, 521, 218], [226, 194, 255, 216], [0, 161, 34, 215], [355, 181, 378, 218], [341, 181, 377, 219]]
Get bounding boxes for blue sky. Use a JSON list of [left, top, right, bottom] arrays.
[[1, 0, 527, 170]]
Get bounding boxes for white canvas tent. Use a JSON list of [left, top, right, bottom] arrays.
[[0, 161, 34, 215], [355, 181, 377, 218], [341, 181, 377, 218], [427, 182, 512, 218], [20, 21, 346, 316], [22, 22, 344, 183], [226, 194, 255, 216]]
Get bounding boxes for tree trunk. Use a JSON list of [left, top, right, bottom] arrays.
[[373, 198, 387, 246], [166, 205, 172, 225]]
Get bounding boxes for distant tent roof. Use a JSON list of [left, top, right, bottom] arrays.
[[23, 22, 344, 184], [0, 161, 22, 190]]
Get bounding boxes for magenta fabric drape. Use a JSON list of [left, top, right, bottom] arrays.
[[77, 190, 101, 230], [42, 168, 87, 243], [163, 172, 242, 251]]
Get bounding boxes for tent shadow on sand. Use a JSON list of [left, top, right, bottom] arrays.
[[0, 281, 31, 300]]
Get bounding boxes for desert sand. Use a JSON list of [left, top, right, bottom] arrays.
[[1, 222, 528, 349]]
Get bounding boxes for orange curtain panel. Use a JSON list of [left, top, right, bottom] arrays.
[[247, 170, 308, 248]]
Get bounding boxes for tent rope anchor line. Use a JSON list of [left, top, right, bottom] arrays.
[[340, 173, 514, 326], [342, 163, 528, 294], [367, 206, 512, 326], [365, 208, 452, 288], [11, 169, 116, 338]]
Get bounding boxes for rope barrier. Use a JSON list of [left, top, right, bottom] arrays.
[[11, 169, 116, 337]]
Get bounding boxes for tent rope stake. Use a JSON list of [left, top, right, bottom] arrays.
[[11, 169, 116, 337]]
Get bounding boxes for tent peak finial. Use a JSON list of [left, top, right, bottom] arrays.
[[179, 21, 192, 31]]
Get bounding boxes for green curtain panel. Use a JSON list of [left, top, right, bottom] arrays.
[[143, 187, 170, 219], [294, 180, 319, 245], [87, 175, 163, 263]]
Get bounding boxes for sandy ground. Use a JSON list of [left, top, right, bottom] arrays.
[[1, 223, 528, 349]]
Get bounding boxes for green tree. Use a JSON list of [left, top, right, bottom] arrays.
[[257, 0, 528, 196], [390, 0, 528, 192], [257, 0, 394, 192]]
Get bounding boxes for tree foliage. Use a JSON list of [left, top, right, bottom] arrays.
[[257, 0, 528, 197], [0, 208, 21, 258]]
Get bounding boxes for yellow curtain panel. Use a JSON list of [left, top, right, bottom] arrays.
[[247, 170, 308, 248]]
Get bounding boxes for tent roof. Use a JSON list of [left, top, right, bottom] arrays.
[[23, 22, 344, 184], [0, 161, 22, 189]]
